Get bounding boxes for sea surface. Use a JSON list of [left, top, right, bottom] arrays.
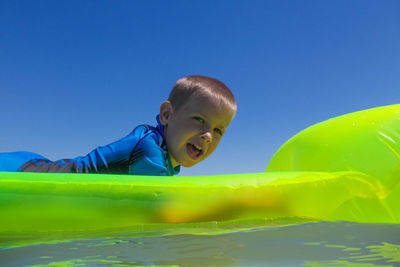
[[1, 221, 400, 267]]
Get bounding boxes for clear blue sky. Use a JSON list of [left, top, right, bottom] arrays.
[[1, 1, 399, 176]]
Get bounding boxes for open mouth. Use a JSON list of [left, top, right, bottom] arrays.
[[186, 143, 204, 160]]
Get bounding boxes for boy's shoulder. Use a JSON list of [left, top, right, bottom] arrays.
[[127, 123, 163, 147]]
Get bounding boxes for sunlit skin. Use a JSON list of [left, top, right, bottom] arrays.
[[159, 95, 236, 168]]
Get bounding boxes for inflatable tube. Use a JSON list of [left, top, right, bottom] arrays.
[[0, 104, 399, 236], [266, 104, 400, 189]]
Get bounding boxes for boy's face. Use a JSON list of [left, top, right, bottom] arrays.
[[159, 95, 235, 168]]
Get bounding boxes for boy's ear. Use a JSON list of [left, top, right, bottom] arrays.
[[159, 101, 173, 126]]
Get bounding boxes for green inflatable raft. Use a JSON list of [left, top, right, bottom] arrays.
[[1, 104, 399, 235]]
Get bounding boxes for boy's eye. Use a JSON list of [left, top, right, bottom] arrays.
[[214, 128, 223, 135], [193, 117, 205, 123]]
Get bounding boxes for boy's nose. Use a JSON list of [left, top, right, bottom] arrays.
[[200, 132, 212, 143]]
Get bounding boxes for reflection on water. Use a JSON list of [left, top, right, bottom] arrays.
[[0, 221, 399, 266]]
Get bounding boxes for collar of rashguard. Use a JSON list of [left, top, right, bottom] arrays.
[[155, 115, 164, 138], [156, 115, 181, 175]]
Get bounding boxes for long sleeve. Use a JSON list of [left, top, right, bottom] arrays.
[[19, 119, 180, 176], [19, 125, 155, 174]]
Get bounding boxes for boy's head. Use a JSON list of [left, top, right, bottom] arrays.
[[159, 75, 237, 168]]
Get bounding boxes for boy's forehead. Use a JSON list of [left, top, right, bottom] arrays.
[[181, 95, 235, 122], [184, 94, 222, 111]]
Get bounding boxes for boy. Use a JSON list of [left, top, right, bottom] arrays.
[[0, 75, 237, 176]]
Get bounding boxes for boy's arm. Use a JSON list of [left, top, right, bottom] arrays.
[[19, 127, 148, 174], [18, 125, 177, 176]]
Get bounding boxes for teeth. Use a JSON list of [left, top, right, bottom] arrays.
[[193, 144, 202, 151]]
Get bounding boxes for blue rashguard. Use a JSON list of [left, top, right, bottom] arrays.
[[0, 116, 180, 176]]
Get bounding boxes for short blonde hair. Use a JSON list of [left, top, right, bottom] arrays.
[[168, 75, 237, 112]]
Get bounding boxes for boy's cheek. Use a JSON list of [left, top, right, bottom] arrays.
[[207, 144, 219, 156]]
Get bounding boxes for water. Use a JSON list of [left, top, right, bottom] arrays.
[[1, 221, 400, 266]]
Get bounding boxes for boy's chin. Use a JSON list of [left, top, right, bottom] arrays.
[[180, 158, 203, 168], [180, 161, 197, 168]]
